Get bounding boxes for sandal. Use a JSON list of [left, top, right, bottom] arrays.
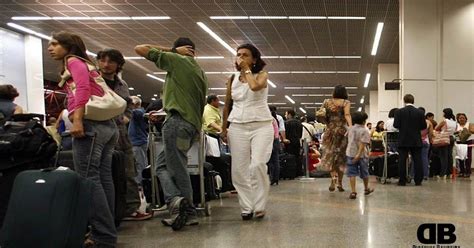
[[329, 177, 337, 192], [364, 188, 374, 195], [84, 238, 95, 248], [349, 192, 357, 199], [337, 185, 345, 192], [255, 211, 266, 219]]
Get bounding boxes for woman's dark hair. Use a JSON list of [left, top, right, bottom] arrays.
[[388, 108, 398, 118], [0, 84, 19, 101], [332, 85, 348, 100], [352, 112, 368, 125], [375, 121, 384, 132], [52, 31, 92, 72], [96, 49, 126, 73], [269, 106, 279, 126], [442, 108, 455, 120], [426, 112, 434, 119], [235, 44, 266, 73], [456, 113, 468, 122]]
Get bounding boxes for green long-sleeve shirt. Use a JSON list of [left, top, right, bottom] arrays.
[[146, 48, 208, 131]]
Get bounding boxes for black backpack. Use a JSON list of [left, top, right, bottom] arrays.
[[0, 114, 57, 171]]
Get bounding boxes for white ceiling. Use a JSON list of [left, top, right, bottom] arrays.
[[0, 0, 399, 113]]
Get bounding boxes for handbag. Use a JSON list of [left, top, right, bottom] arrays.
[[59, 56, 126, 121], [458, 128, 471, 143], [205, 135, 221, 157], [315, 100, 328, 124], [432, 131, 450, 147]]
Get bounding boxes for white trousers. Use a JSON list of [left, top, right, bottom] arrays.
[[228, 121, 274, 214]]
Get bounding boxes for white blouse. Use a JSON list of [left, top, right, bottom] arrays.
[[227, 72, 273, 124]]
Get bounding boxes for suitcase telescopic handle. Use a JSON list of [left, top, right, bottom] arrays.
[[54, 131, 97, 178]]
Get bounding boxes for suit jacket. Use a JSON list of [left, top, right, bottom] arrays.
[[393, 105, 427, 147]]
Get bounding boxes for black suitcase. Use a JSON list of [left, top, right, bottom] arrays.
[[369, 154, 399, 178], [112, 150, 127, 227], [279, 153, 297, 179], [0, 169, 93, 248], [206, 155, 234, 192]]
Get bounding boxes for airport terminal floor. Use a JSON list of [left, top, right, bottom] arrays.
[[117, 178, 474, 248]]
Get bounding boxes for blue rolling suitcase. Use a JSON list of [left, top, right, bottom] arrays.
[[0, 133, 95, 248]]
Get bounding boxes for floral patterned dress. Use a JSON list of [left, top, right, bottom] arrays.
[[321, 99, 349, 172]]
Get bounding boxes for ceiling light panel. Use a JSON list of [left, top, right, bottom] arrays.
[[364, 73, 371, 88], [197, 22, 235, 54], [12, 16, 170, 21], [371, 22, 385, 55], [285, 95, 296, 104], [146, 74, 165, 82]]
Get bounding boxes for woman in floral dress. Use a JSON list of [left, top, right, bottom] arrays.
[[320, 85, 352, 192]]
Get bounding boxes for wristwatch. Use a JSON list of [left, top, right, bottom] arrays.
[[244, 69, 252, 74], [171, 47, 177, 53]]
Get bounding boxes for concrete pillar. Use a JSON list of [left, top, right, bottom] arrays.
[[400, 0, 474, 120]]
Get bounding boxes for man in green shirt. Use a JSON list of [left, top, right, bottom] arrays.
[[135, 37, 208, 231], [203, 95, 222, 135]]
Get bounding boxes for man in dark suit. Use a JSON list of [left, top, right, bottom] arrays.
[[393, 94, 427, 186]]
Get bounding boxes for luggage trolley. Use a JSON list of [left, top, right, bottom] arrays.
[[145, 112, 210, 216], [380, 131, 411, 184], [145, 112, 165, 211], [187, 131, 211, 216]]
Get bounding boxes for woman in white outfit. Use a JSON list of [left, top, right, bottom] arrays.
[[221, 44, 274, 220]]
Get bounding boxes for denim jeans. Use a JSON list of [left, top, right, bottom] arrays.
[[411, 142, 430, 178], [155, 113, 197, 207], [133, 143, 148, 185], [73, 119, 118, 246], [267, 138, 280, 182]]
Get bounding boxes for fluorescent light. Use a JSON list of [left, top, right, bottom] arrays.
[[12, 16, 51, 20], [334, 56, 361, 59], [6, 23, 51, 40], [303, 87, 321, 89], [348, 94, 357, 97], [210, 16, 249, 20], [151, 97, 157, 101], [292, 71, 313, 74], [222, 71, 235, 74], [284, 87, 303, 90], [314, 71, 337, 74], [197, 22, 235, 54], [261, 56, 279, 59], [128, 87, 135, 91], [321, 87, 334, 89], [285, 95, 295, 104], [267, 80, 277, 88], [301, 102, 314, 104], [205, 72, 223, 75], [250, 16, 287, 19], [147, 74, 165, 82], [86, 51, 97, 57], [153, 72, 167, 75], [306, 56, 334, 59], [309, 94, 325, 97], [268, 71, 291, 74], [137, 94, 142, 97], [268, 103, 287, 105], [328, 16, 366, 20], [124, 56, 145, 60], [360, 96, 365, 104], [279, 56, 306, 59], [293, 94, 308, 97], [371, 22, 384, 55], [153, 94, 158, 97], [305, 107, 318, 109], [364, 73, 371, 88], [53, 16, 92, 20], [131, 16, 170, 20], [195, 56, 224, 59], [219, 101, 225, 105], [346, 87, 359, 90], [209, 88, 226, 90], [299, 107, 307, 114], [357, 107, 362, 112], [289, 16, 326, 20], [93, 16, 131, 20]]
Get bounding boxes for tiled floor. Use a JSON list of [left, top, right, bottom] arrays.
[[117, 177, 473, 248]]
